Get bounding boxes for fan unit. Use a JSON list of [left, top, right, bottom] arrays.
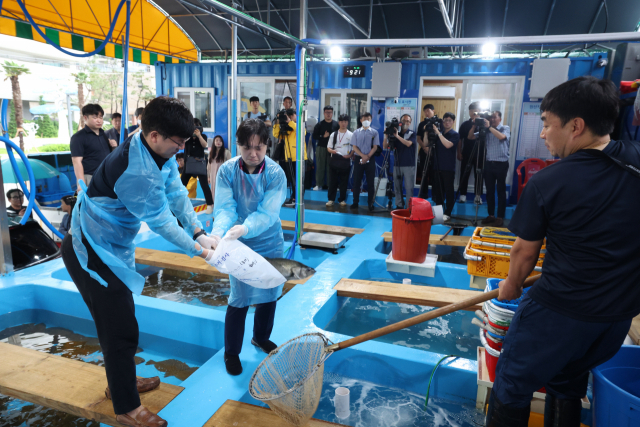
[[389, 47, 425, 60], [350, 46, 385, 60]]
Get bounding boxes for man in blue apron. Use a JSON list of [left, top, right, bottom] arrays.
[[486, 77, 640, 426], [61, 97, 219, 427], [210, 118, 287, 375]]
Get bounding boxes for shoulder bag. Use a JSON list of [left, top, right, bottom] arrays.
[[330, 132, 351, 170]]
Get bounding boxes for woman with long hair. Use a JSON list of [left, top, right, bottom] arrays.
[[208, 135, 231, 204], [181, 118, 214, 214]]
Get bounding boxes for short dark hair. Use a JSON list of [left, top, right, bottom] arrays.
[[61, 195, 76, 208], [134, 107, 144, 118], [400, 113, 412, 122], [250, 96, 260, 103], [423, 104, 435, 111], [283, 96, 293, 103], [175, 152, 184, 159], [194, 118, 202, 127], [6, 189, 23, 199], [338, 114, 350, 122], [236, 118, 270, 147], [82, 104, 104, 117], [141, 96, 194, 139], [540, 76, 619, 137], [492, 111, 502, 119], [469, 102, 479, 111], [323, 105, 334, 112], [286, 108, 295, 117], [111, 112, 122, 120], [443, 112, 456, 121], [361, 112, 372, 119]]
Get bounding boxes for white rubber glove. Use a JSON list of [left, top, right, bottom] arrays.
[[224, 225, 248, 241], [196, 234, 221, 250], [204, 249, 216, 266]]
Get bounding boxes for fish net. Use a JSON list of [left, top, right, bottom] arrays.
[[249, 333, 332, 426]]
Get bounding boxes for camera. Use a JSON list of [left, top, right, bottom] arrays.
[[276, 109, 293, 136], [384, 118, 400, 149], [474, 111, 491, 128], [424, 115, 444, 145], [193, 126, 203, 137]]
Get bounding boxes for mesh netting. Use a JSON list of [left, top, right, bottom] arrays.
[[249, 333, 331, 426]]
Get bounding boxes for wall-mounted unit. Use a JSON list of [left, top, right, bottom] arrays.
[[372, 62, 402, 98], [611, 43, 640, 87], [389, 47, 425, 60], [421, 86, 456, 98], [350, 47, 385, 60], [529, 58, 571, 99]]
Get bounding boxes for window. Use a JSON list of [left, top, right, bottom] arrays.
[[174, 87, 215, 132]]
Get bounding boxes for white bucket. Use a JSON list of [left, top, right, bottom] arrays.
[[334, 387, 350, 419]]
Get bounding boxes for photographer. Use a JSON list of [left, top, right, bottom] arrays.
[[312, 106, 339, 190], [272, 108, 307, 206], [181, 118, 214, 214], [243, 96, 272, 127], [468, 111, 510, 226], [457, 102, 483, 204], [417, 104, 436, 192], [431, 113, 459, 221], [351, 112, 379, 212], [383, 114, 417, 209], [326, 114, 353, 207]]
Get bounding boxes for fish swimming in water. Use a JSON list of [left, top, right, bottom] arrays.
[[266, 258, 316, 280]]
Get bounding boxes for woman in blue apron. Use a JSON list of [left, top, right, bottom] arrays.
[[210, 118, 287, 375]]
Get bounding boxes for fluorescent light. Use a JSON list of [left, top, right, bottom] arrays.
[[480, 100, 490, 110], [330, 46, 343, 60], [482, 42, 497, 57]]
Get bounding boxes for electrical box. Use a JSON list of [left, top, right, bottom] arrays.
[[611, 43, 640, 87], [529, 58, 571, 99], [372, 62, 402, 98]]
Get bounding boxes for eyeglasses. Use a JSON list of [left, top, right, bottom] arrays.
[[9, 195, 24, 200], [166, 135, 189, 147]]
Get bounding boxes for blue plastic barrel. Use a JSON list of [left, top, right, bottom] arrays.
[[592, 345, 640, 426]]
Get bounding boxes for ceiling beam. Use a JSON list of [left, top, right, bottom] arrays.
[[543, 0, 557, 36], [378, 0, 389, 39], [322, 0, 372, 38], [589, 0, 605, 33], [437, 0, 454, 37], [501, 0, 509, 37], [241, 0, 438, 13], [418, 0, 426, 39], [175, 0, 223, 50]]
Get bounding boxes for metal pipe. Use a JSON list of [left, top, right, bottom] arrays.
[[588, 0, 605, 33], [199, 0, 306, 46], [0, 102, 12, 276], [367, 0, 373, 39], [323, 0, 369, 38], [297, 0, 307, 240], [318, 31, 640, 47], [231, 6, 238, 158], [501, 0, 509, 37], [378, 0, 389, 39], [543, 0, 557, 36], [66, 94, 73, 138], [437, 0, 454, 38]]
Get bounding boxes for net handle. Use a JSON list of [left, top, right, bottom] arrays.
[[328, 274, 541, 352]]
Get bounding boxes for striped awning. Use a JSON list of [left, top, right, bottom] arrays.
[[0, 0, 198, 64]]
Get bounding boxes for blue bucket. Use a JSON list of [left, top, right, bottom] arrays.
[[592, 345, 640, 426], [486, 278, 531, 311]]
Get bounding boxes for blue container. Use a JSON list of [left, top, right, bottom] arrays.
[[486, 278, 531, 311], [592, 345, 640, 426]]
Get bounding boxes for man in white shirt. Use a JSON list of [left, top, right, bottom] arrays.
[[326, 114, 353, 206]]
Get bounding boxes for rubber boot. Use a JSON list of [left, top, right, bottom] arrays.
[[485, 392, 530, 427], [544, 393, 582, 427]]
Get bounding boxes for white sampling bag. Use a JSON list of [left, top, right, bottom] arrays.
[[211, 238, 286, 289]]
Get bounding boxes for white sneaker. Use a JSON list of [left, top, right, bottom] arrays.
[[459, 195, 466, 203], [205, 205, 213, 214], [326, 200, 334, 206], [443, 215, 451, 222], [339, 201, 347, 206], [313, 186, 320, 191], [474, 195, 483, 205]]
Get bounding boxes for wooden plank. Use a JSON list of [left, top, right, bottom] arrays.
[[281, 220, 363, 237], [381, 232, 470, 247], [204, 400, 340, 426], [0, 342, 182, 427], [333, 279, 483, 311], [135, 248, 312, 286], [629, 315, 640, 345]]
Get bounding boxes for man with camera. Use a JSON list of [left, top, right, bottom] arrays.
[[350, 112, 379, 211], [272, 108, 306, 207], [417, 104, 436, 195], [312, 106, 339, 191], [486, 77, 640, 427], [430, 113, 459, 221], [383, 114, 417, 209], [468, 111, 510, 226], [243, 96, 272, 127], [457, 102, 483, 205]]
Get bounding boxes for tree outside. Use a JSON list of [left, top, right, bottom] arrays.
[[72, 71, 89, 129], [2, 61, 30, 151]]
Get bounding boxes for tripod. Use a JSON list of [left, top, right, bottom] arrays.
[[279, 128, 297, 203], [370, 143, 395, 211], [454, 127, 487, 225], [417, 131, 446, 210]]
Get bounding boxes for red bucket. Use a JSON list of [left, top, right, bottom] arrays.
[[391, 198, 434, 264], [486, 348, 499, 382]]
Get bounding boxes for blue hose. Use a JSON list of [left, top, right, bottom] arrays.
[[14, 0, 128, 58]]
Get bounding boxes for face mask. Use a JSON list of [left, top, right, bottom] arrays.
[[402, 124, 409, 132], [362, 120, 371, 128]]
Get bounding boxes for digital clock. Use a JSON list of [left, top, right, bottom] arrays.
[[343, 65, 364, 78]]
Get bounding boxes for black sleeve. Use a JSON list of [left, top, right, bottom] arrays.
[[417, 122, 425, 139], [508, 180, 548, 241], [333, 121, 340, 133], [459, 122, 470, 138], [70, 134, 84, 157], [312, 122, 322, 140]]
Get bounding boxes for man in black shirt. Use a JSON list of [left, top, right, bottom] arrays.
[[312, 106, 339, 190], [70, 104, 112, 189], [105, 112, 128, 147], [5, 189, 31, 218], [456, 102, 483, 204], [486, 77, 640, 427], [416, 104, 436, 197]]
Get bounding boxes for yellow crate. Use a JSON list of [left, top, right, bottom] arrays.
[[464, 239, 543, 279]]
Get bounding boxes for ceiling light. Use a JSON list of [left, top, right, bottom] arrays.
[[330, 46, 343, 60], [480, 100, 490, 110], [482, 42, 497, 58]]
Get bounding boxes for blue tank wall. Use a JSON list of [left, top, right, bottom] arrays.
[[156, 55, 607, 202]]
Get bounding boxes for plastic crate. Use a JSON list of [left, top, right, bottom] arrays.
[[464, 239, 542, 279], [473, 227, 547, 249]]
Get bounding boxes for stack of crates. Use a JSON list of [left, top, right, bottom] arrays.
[[464, 227, 545, 279]]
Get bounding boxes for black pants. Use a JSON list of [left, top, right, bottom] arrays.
[[417, 150, 435, 199], [493, 294, 631, 407], [61, 234, 140, 415], [180, 172, 213, 205], [459, 147, 483, 197], [352, 157, 375, 206], [433, 170, 455, 216], [224, 301, 277, 356], [327, 165, 350, 203], [484, 160, 509, 218], [281, 160, 301, 201]]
